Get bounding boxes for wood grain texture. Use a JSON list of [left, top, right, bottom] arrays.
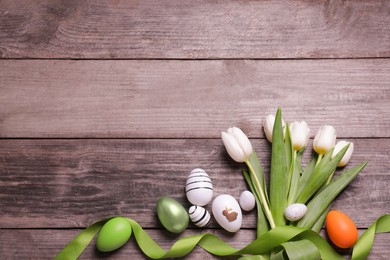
[[1, 59, 389, 138], [0, 0, 389, 59], [0, 229, 388, 259], [1, 1, 389, 258], [0, 138, 388, 228]]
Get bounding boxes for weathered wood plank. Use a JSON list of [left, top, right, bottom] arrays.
[[0, 138, 388, 228], [0, 0, 389, 59], [1, 59, 389, 138], [0, 229, 388, 259]]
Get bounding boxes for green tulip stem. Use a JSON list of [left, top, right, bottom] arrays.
[[289, 150, 297, 186], [287, 150, 298, 206], [315, 154, 323, 167], [246, 160, 276, 229]]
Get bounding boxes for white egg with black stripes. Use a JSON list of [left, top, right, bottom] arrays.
[[185, 168, 213, 206], [188, 205, 211, 228]]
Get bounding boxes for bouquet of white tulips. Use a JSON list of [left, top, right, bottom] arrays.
[[222, 108, 367, 259], [57, 108, 389, 260]]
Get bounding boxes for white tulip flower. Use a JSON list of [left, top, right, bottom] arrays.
[[313, 125, 336, 155], [290, 121, 311, 151], [263, 114, 286, 142], [222, 126, 276, 228], [332, 141, 354, 167], [221, 127, 253, 163]]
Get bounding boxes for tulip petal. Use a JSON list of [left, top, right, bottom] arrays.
[[231, 127, 253, 158], [290, 121, 310, 151], [339, 142, 354, 167], [313, 125, 336, 155], [332, 141, 354, 167], [263, 115, 286, 143], [221, 131, 246, 163], [263, 115, 276, 142]]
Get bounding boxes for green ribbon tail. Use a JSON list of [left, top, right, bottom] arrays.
[[55, 218, 111, 260], [352, 214, 390, 260]]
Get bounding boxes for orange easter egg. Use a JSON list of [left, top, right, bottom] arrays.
[[326, 210, 358, 249]]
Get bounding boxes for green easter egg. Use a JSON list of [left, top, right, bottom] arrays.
[[96, 217, 132, 252], [156, 197, 189, 233]]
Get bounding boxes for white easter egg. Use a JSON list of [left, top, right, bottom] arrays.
[[239, 190, 256, 211], [212, 194, 242, 232], [185, 168, 213, 206], [284, 203, 307, 221], [188, 205, 211, 228]]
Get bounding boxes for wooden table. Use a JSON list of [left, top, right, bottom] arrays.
[[1, 0, 389, 259]]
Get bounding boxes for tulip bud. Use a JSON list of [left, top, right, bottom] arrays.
[[290, 121, 311, 151], [332, 141, 354, 167], [221, 127, 253, 163], [313, 125, 336, 155], [263, 114, 286, 142]]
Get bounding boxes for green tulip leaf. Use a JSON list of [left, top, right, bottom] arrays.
[[287, 149, 304, 206], [270, 108, 289, 226], [311, 204, 332, 233], [296, 144, 350, 204], [281, 239, 321, 260], [297, 162, 367, 229], [296, 157, 316, 201]]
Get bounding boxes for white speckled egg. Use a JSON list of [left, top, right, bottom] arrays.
[[212, 194, 242, 232], [239, 190, 256, 211], [284, 203, 307, 221], [185, 168, 213, 206], [188, 205, 211, 228]]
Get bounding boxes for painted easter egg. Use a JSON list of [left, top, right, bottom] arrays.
[[326, 210, 358, 248], [212, 194, 242, 232], [96, 217, 132, 252], [239, 190, 256, 211], [156, 197, 189, 233], [284, 203, 307, 221], [185, 168, 213, 206], [188, 205, 211, 228]]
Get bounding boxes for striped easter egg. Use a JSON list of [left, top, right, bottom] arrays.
[[185, 168, 213, 206], [188, 205, 211, 228]]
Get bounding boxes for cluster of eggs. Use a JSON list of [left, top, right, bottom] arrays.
[[186, 168, 256, 232], [156, 168, 256, 233], [185, 169, 358, 248], [185, 168, 214, 228], [94, 168, 358, 253], [95, 169, 358, 252], [94, 168, 310, 252]]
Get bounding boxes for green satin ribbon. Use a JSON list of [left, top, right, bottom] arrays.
[[56, 215, 389, 260], [351, 214, 390, 260], [55, 219, 109, 260]]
